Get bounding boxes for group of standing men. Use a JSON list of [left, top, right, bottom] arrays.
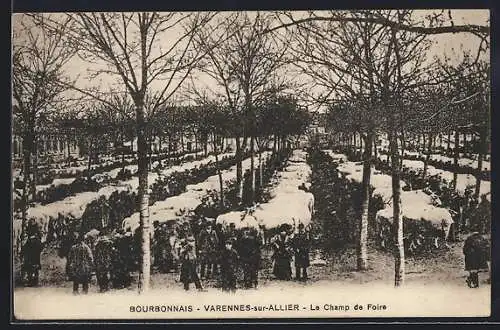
[[64, 227, 139, 294], [174, 220, 263, 293], [20, 214, 312, 294], [154, 219, 312, 293]]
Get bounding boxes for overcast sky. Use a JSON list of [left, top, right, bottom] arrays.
[[12, 9, 490, 113]]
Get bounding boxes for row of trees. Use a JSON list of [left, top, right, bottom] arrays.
[[13, 10, 489, 290], [294, 11, 489, 286]]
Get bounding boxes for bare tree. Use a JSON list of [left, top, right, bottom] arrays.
[[194, 12, 290, 205], [42, 12, 216, 292], [289, 11, 399, 271], [12, 14, 75, 241], [268, 10, 489, 39]]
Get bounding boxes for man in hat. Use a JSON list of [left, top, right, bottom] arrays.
[[463, 231, 490, 288], [66, 233, 94, 295], [197, 222, 219, 279], [220, 237, 239, 293], [237, 228, 261, 289], [94, 229, 115, 292], [21, 231, 43, 286], [271, 224, 293, 280], [292, 223, 311, 281], [111, 231, 131, 289], [179, 234, 204, 291]]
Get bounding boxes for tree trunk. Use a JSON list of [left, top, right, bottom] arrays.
[[87, 137, 93, 181], [452, 130, 460, 190], [447, 131, 452, 151], [357, 132, 373, 271], [181, 134, 185, 154], [167, 135, 171, 158], [360, 133, 364, 155], [474, 128, 486, 198], [259, 150, 263, 189], [147, 135, 153, 171], [135, 99, 151, 293], [422, 133, 433, 179], [236, 136, 243, 204], [121, 133, 126, 171], [399, 131, 405, 170], [31, 140, 38, 201], [67, 135, 71, 165], [389, 128, 404, 287], [20, 144, 31, 251], [212, 134, 224, 210], [390, 29, 405, 288], [250, 135, 256, 204], [194, 133, 198, 153], [204, 135, 208, 157]]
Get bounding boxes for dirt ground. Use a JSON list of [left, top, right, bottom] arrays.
[[13, 233, 491, 320], [13, 233, 489, 289]]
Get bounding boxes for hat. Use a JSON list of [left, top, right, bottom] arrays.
[[279, 224, 289, 232], [298, 223, 305, 229]]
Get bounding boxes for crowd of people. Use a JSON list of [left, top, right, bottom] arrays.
[[19, 215, 313, 294]]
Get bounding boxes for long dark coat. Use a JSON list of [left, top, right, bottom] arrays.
[[66, 241, 94, 281], [197, 229, 219, 263], [463, 233, 490, 271], [292, 232, 310, 268], [220, 248, 239, 288], [272, 234, 292, 280], [94, 236, 114, 273], [179, 238, 198, 283], [237, 235, 261, 269], [22, 236, 43, 271]]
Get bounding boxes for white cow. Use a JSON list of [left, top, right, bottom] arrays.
[[375, 190, 454, 250]]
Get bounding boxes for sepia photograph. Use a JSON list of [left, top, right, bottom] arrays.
[[11, 9, 491, 320]]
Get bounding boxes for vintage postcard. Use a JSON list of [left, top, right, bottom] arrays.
[[11, 9, 491, 320]]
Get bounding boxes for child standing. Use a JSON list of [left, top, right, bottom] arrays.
[[220, 238, 239, 293]]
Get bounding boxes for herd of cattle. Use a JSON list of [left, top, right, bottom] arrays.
[[13, 148, 490, 287]]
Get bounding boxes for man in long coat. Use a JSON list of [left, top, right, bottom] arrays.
[[66, 234, 94, 294], [463, 232, 490, 288], [111, 232, 132, 289], [236, 228, 261, 289], [197, 222, 219, 279], [179, 235, 204, 291], [271, 225, 293, 281], [292, 223, 311, 281], [220, 238, 239, 293], [22, 234, 43, 286], [94, 232, 115, 292]]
